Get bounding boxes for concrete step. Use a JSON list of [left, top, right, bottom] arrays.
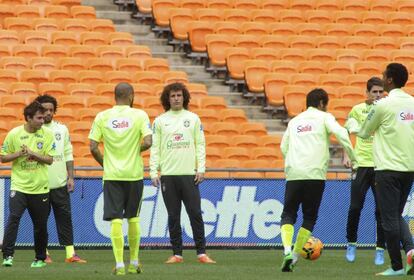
[[256, 119, 286, 132], [96, 11, 132, 21], [229, 105, 269, 119], [152, 52, 194, 66], [115, 24, 152, 35], [82, 0, 114, 6]]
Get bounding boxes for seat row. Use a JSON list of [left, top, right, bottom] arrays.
[[0, 30, 134, 46]]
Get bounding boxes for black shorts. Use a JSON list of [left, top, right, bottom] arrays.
[[103, 180, 144, 221]]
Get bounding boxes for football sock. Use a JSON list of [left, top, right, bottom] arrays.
[[128, 217, 140, 263], [65, 245, 75, 259], [111, 219, 124, 264], [293, 227, 312, 255], [281, 224, 294, 255]]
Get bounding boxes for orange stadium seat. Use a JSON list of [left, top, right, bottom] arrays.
[[371, 36, 399, 50], [397, 0, 414, 12], [78, 108, 100, 121], [363, 49, 390, 62], [0, 5, 15, 22], [108, 32, 134, 46], [290, 0, 315, 10], [362, 11, 387, 25], [232, 134, 258, 148], [251, 9, 276, 23], [347, 74, 370, 87], [169, 8, 194, 41], [334, 11, 362, 24], [324, 23, 352, 37], [0, 70, 18, 83], [211, 122, 239, 136], [199, 96, 226, 109], [38, 82, 65, 95], [139, 96, 163, 110], [206, 0, 231, 9], [135, 0, 152, 14], [205, 146, 222, 161], [244, 59, 271, 93], [33, 18, 60, 31], [77, 70, 104, 84], [0, 83, 10, 95], [42, 45, 69, 58], [187, 83, 207, 96], [370, 0, 394, 12], [261, 0, 289, 9], [66, 83, 95, 96], [69, 133, 85, 150], [220, 108, 247, 123], [31, 57, 57, 71], [225, 47, 250, 80], [242, 159, 269, 169], [0, 57, 28, 70], [291, 73, 317, 86], [298, 61, 325, 74], [269, 22, 296, 36], [134, 71, 162, 85], [45, 5, 70, 18], [105, 71, 132, 84], [4, 17, 32, 31], [289, 35, 316, 49], [15, 5, 41, 18], [49, 70, 77, 84], [81, 32, 107, 46], [278, 9, 304, 23], [279, 48, 307, 61], [194, 108, 220, 123], [133, 83, 157, 97], [354, 61, 382, 75], [307, 48, 336, 62], [240, 122, 267, 136], [283, 85, 306, 117], [69, 45, 96, 58], [0, 120, 10, 133], [214, 159, 240, 168], [352, 24, 378, 37], [195, 8, 222, 22], [379, 24, 406, 37], [59, 57, 86, 71], [20, 70, 48, 84], [0, 30, 20, 45], [10, 82, 37, 95], [391, 50, 414, 63], [328, 98, 356, 112], [116, 58, 143, 72], [162, 71, 188, 84], [205, 134, 231, 148], [89, 19, 115, 33], [250, 48, 278, 61], [319, 74, 346, 87], [70, 5, 96, 19], [271, 60, 297, 73], [95, 83, 116, 97], [68, 121, 91, 135], [252, 147, 280, 161], [399, 37, 414, 49], [342, 1, 369, 11], [187, 21, 214, 53], [260, 134, 282, 149], [223, 9, 250, 23], [338, 86, 365, 100], [152, 0, 177, 27], [388, 11, 412, 25], [330, 110, 348, 126], [87, 96, 113, 110], [87, 58, 114, 71], [223, 147, 250, 161], [206, 34, 233, 66], [235, 0, 261, 9], [343, 36, 371, 49], [13, 45, 41, 57], [0, 46, 11, 57], [295, 23, 323, 36], [264, 73, 288, 107], [144, 58, 169, 72], [326, 61, 353, 75], [260, 35, 289, 49], [304, 10, 332, 24], [180, 0, 205, 9], [336, 49, 362, 62], [54, 108, 76, 123], [61, 18, 88, 32], [0, 107, 21, 121], [241, 22, 269, 36], [1, 95, 27, 110], [96, 46, 124, 59], [58, 95, 86, 109]]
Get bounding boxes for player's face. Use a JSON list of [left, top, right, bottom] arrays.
[[366, 85, 385, 103], [169, 90, 184, 111], [41, 102, 55, 124], [28, 111, 45, 131]]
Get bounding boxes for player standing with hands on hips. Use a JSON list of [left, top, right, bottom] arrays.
[[150, 82, 215, 264], [358, 63, 414, 276], [279, 89, 357, 272]]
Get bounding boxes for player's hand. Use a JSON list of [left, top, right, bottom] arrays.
[[20, 145, 28, 156], [342, 153, 352, 169], [194, 172, 204, 185], [67, 178, 74, 193], [151, 177, 161, 188]]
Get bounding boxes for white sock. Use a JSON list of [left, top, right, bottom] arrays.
[[116, 262, 125, 269], [284, 247, 291, 255], [197, 254, 206, 258], [130, 260, 139, 266], [292, 252, 299, 264]]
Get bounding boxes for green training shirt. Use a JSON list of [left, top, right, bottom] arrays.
[[150, 109, 206, 178], [88, 105, 152, 181], [44, 121, 73, 189], [281, 107, 357, 181], [1, 125, 56, 194], [345, 102, 375, 167], [358, 88, 414, 172]]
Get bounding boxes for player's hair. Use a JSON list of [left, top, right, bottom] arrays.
[[34, 94, 58, 112], [366, 77, 383, 91], [306, 88, 329, 108], [160, 82, 190, 111], [385, 63, 408, 88], [114, 82, 134, 101], [24, 101, 46, 121]]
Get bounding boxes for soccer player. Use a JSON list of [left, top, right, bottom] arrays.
[[343, 77, 386, 265], [150, 82, 215, 264], [358, 63, 414, 276], [89, 83, 152, 276], [34, 94, 86, 264], [1, 101, 56, 268], [280, 88, 357, 272]]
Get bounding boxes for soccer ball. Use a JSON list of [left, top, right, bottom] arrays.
[[300, 236, 323, 260]]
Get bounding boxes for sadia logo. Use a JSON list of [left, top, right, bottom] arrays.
[[108, 118, 131, 132], [399, 111, 414, 122], [296, 124, 312, 133]]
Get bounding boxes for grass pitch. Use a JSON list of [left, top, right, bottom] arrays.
[[1, 249, 393, 280]]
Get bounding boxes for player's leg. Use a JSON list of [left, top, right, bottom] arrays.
[[280, 180, 303, 272], [103, 181, 126, 275], [2, 191, 27, 267], [369, 168, 385, 265], [345, 167, 371, 262], [294, 180, 325, 262], [160, 176, 184, 263], [50, 187, 86, 263], [27, 192, 49, 268], [374, 171, 405, 276], [180, 175, 215, 264], [124, 180, 144, 273]]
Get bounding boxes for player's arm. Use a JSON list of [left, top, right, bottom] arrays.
[[140, 113, 152, 152], [64, 128, 74, 192], [344, 108, 360, 134], [325, 114, 357, 168], [0, 132, 23, 163], [90, 140, 103, 167], [0, 150, 23, 163], [150, 119, 161, 187], [280, 126, 290, 158], [194, 117, 206, 185], [357, 105, 382, 139], [23, 146, 53, 165]]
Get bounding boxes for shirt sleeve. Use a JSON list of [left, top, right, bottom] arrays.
[[280, 126, 290, 158], [140, 111, 152, 138], [345, 107, 360, 134], [149, 118, 161, 178], [194, 116, 206, 173], [88, 114, 103, 142], [357, 104, 383, 139], [325, 114, 357, 165], [63, 126, 74, 162], [44, 131, 57, 157], [0, 131, 14, 156]]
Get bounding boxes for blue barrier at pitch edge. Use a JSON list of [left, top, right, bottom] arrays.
[[1, 178, 413, 247]]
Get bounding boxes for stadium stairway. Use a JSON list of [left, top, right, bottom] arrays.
[[82, 0, 286, 136]]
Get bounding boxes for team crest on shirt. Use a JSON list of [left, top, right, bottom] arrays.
[[37, 142, 43, 150], [55, 132, 61, 141], [10, 191, 15, 198], [184, 120, 190, 127]]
